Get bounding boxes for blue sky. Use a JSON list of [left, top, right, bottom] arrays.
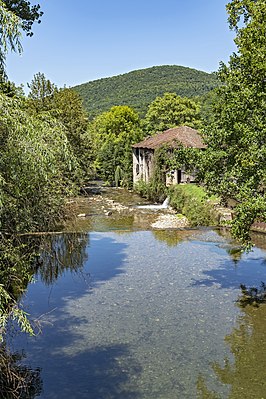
[[6, 0, 236, 90]]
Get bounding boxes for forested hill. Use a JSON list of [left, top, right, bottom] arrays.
[[73, 65, 218, 118]]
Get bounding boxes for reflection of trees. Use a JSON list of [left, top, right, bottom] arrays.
[[197, 303, 266, 398], [152, 230, 190, 247], [0, 233, 89, 396], [0, 343, 42, 399], [36, 233, 88, 285], [226, 247, 243, 265]]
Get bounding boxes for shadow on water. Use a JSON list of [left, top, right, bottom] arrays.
[[18, 233, 129, 348], [34, 343, 141, 399], [14, 233, 136, 398], [86, 235, 128, 287], [20, 309, 141, 398], [190, 241, 266, 290]]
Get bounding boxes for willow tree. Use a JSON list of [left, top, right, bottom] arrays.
[[0, 0, 22, 74], [0, 94, 79, 234], [202, 0, 266, 245], [2, 0, 42, 36]]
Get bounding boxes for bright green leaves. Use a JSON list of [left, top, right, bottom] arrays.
[[0, 93, 79, 233], [27, 72, 58, 113], [0, 0, 22, 73], [144, 92, 202, 134], [89, 106, 143, 186], [27, 74, 91, 179], [202, 0, 266, 245]]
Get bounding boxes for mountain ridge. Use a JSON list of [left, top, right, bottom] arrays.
[[73, 65, 218, 118]]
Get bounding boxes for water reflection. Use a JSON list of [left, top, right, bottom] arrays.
[[0, 343, 42, 399], [152, 229, 192, 247], [197, 303, 266, 398], [10, 230, 266, 398], [37, 233, 88, 285]]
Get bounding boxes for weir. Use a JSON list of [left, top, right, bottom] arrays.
[[136, 196, 170, 210]]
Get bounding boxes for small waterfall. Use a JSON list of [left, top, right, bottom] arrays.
[[137, 197, 170, 210], [161, 197, 170, 208]]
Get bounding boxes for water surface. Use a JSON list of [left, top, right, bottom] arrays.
[[14, 229, 266, 398]]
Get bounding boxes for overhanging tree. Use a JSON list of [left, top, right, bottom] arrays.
[[0, 0, 22, 73], [2, 0, 42, 36], [0, 0, 42, 91], [202, 0, 266, 244]]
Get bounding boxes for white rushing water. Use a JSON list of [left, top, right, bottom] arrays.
[[136, 196, 170, 210]]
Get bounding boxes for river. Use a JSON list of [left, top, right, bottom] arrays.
[[11, 188, 266, 398]]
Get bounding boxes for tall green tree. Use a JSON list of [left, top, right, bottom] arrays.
[[144, 92, 201, 134], [27, 75, 91, 178], [27, 72, 57, 112], [0, 94, 79, 234], [90, 106, 143, 186], [202, 0, 266, 244], [53, 88, 93, 178]]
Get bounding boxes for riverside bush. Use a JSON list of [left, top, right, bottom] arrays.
[[168, 184, 217, 227], [134, 179, 167, 203]]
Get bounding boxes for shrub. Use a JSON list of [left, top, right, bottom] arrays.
[[168, 184, 217, 227], [134, 179, 167, 203]]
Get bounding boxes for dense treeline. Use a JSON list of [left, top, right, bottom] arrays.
[[0, 0, 266, 395], [0, 0, 265, 354], [73, 65, 219, 118]]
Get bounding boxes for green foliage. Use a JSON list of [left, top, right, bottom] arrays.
[[144, 92, 202, 134], [114, 165, 123, 187], [0, 238, 36, 342], [73, 65, 219, 118], [52, 88, 91, 178], [168, 184, 216, 227], [0, 1, 42, 77], [202, 0, 266, 245], [0, 93, 79, 233], [0, 73, 22, 96], [134, 179, 167, 203], [27, 74, 92, 179], [27, 72, 57, 112], [199, 88, 219, 126], [157, 143, 203, 176], [0, 0, 22, 74], [89, 106, 143, 186], [2, 0, 43, 36]]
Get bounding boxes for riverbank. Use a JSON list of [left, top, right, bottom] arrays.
[[66, 187, 189, 231], [66, 185, 266, 236]]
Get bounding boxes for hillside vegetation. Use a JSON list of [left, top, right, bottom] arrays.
[[73, 65, 218, 118]]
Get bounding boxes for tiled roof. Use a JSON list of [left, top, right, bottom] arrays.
[[132, 126, 206, 150]]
